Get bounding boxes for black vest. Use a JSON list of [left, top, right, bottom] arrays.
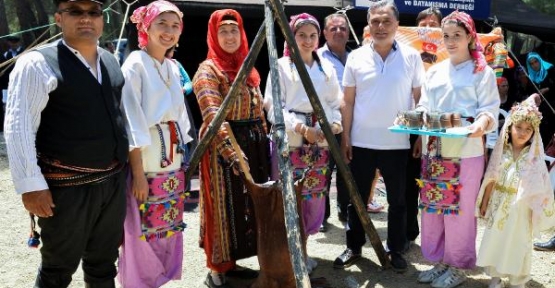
[[35, 41, 128, 168]]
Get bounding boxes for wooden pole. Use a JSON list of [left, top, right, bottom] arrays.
[[268, 0, 390, 268], [264, 2, 310, 287]]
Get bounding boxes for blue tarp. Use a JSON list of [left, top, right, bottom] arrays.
[[354, 0, 491, 20]]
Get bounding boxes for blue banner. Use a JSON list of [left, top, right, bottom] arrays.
[[354, 0, 491, 20]]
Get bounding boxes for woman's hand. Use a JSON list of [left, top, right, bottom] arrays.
[[230, 152, 249, 176], [479, 198, 489, 217], [412, 136, 422, 158], [132, 173, 149, 202], [341, 135, 352, 164], [331, 123, 342, 134], [479, 182, 494, 217], [467, 117, 489, 138], [304, 127, 324, 144], [129, 149, 148, 202]]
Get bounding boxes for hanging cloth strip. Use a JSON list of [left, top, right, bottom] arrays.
[[155, 121, 187, 168], [417, 136, 463, 215]]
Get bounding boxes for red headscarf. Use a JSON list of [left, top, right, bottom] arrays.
[[206, 9, 261, 87], [130, 0, 183, 49], [283, 13, 320, 57], [441, 11, 486, 73]]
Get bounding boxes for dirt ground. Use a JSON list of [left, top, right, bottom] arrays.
[[0, 133, 554, 288]]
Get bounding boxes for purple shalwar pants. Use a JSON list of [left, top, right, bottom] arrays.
[[118, 174, 183, 288]]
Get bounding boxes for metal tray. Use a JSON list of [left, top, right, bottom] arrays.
[[388, 125, 469, 138]]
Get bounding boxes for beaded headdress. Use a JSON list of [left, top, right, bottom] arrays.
[[508, 101, 542, 130]]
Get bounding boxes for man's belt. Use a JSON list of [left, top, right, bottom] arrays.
[[38, 155, 124, 187]]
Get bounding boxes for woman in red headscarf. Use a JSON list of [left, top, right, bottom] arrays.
[[118, 1, 192, 287], [192, 9, 270, 288], [414, 11, 499, 288]]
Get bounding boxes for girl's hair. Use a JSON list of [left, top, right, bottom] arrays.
[[367, 0, 399, 22], [416, 7, 443, 25]]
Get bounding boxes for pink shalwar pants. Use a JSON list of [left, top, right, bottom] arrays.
[[420, 156, 484, 269]]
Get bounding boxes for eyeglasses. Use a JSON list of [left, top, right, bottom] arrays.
[[58, 8, 103, 18], [329, 26, 347, 33]]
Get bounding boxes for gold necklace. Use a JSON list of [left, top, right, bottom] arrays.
[[149, 54, 171, 89]]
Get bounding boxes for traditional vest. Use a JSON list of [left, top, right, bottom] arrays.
[[35, 41, 128, 169]]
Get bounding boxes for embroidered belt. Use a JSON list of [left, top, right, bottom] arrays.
[[38, 155, 123, 187], [494, 183, 517, 194], [289, 110, 317, 127]]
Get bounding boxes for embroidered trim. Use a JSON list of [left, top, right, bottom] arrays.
[[418, 136, 463, 215], [139, 169, 187, 242]]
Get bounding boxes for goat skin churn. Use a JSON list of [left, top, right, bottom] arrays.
[[243, 178, 307, 288]]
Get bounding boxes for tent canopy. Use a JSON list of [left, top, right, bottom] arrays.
[[491, 0, 555, 42]]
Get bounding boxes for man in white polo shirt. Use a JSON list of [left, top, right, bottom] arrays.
[[333, 0, 425, 272]]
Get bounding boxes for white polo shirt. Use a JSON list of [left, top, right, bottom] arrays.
[[343, 42, 424, 149]]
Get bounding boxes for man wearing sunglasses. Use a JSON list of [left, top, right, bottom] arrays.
[[4, 0, 128, 287], [317, 12, 351, 233]]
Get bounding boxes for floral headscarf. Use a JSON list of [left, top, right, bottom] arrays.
[[526, 52, 554, 84], [477, 100, 554, 235], [283, 13, 320, 57], [206, 9, 260, 87], [441, 11, 486, 73], [130, 0, 183, 49]]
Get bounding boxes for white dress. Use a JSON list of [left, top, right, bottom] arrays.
[[477, 147, 532, 284], [477, 145, 555, 285]]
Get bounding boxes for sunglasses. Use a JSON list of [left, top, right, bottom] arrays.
[[329, 26, 347, 33], [58, 8, 103, 18]]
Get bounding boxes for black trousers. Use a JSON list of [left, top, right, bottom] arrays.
[[406, 134, 421, 241], [35, 169, 127, 288], [346, 147, 408, 254], [324, 133, 349, 221]]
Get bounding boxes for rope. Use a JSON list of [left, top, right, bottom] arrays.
[[484, 19, 555, 115], [0, 29, 61, 76], [0, 23, 56, 40], [333, 5, 360, 47], [103, 0, 122, 24], [114, 0, 139, 58]]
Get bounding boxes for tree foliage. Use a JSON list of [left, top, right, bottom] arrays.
[[523, 0, 555, 15], [0, 0, 127, 50]]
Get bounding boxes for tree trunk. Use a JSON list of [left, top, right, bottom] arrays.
[[0, 0, 9, 51], [14, 0, 38, 46], [32, 0, 50, 41]]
